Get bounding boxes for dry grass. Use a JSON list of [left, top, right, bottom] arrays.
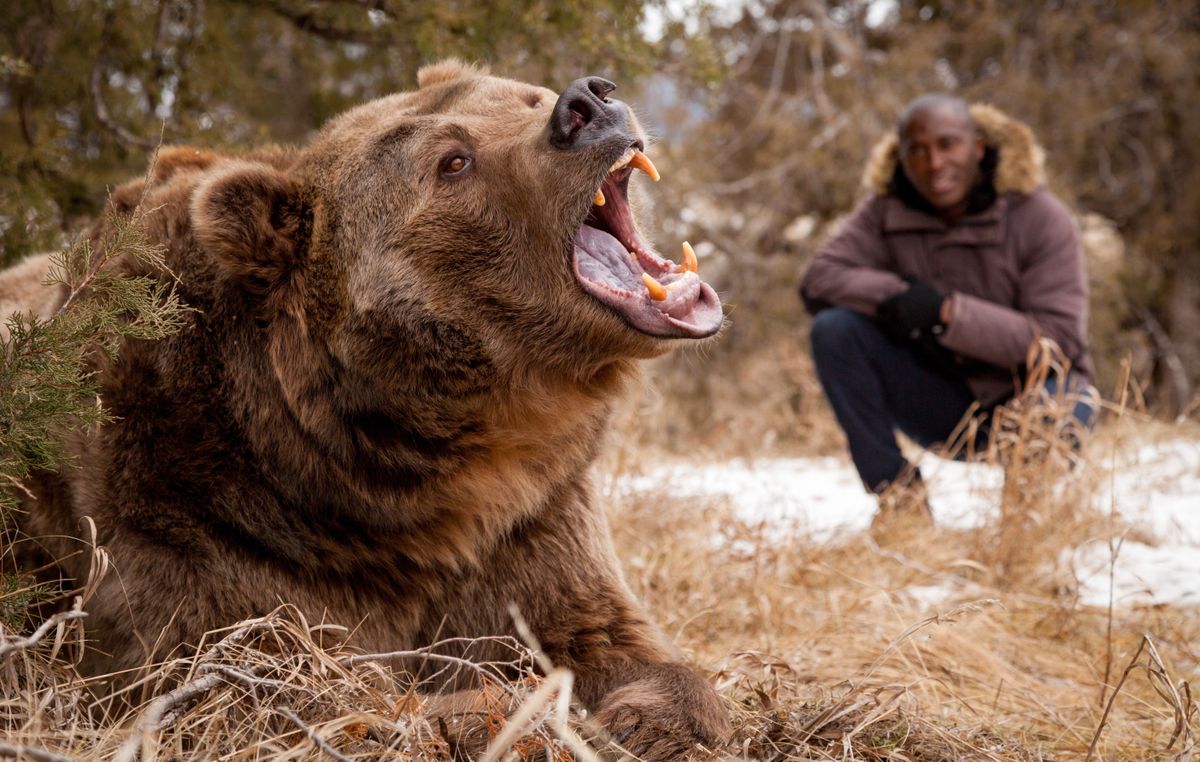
[[2, 352, 1198, 760], [603, 348, 1198, 760], [1, 602, 626, 760]]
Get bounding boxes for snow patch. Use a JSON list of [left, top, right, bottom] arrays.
[[1072, 540, 1200, 608], [614, 438, 1200, 608]]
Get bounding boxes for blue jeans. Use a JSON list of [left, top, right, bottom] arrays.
[[809, 308, 1094, 492]]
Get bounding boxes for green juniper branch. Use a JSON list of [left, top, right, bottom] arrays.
[[0, 202, 192, 624]]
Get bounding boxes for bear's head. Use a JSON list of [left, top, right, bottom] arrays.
[[190, 60, 723, 394]]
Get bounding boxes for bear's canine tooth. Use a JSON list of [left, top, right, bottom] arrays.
[[593, 188, 605, 206], [642, 272, 667, 301], [607, 146, 637, 174], [629, 151, 660, 182], [681, 241, 698, 273]]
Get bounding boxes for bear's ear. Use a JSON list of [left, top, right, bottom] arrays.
[[109, 145, 222, 215], [154, 145, 219, 184], [191, 161, 308, 293], [417, 58, 489, 89]]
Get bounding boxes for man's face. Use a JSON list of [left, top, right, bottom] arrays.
[[898, 107, 985, 217]]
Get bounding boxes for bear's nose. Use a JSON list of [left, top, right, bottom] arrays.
[[549, 76, 629, 150]]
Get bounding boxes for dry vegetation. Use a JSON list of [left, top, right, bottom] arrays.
[[3, 359, 1197, 761], [605, 359, 1199, 761]]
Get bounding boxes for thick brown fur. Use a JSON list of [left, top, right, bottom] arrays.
[[2, 60, 729, 758]]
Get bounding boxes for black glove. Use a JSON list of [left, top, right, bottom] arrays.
[[875, 276, 946, 342]]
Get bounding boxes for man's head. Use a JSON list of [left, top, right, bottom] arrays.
[[896, 94, 985, 220]]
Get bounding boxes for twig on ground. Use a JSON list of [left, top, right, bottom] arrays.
[[1086, 635, 1148, 761], [797, 685, 885, 745], [277, 706, 352, 762], [113, 673, 224, 762], [0, 601, 87, 661], [198, 663, 318, 700], [0, 743, 73, 762], [479, 670, 573, 762], [113, 613, 298, 761], [342, 650, 521, 698], [1, 472, 36, 498]]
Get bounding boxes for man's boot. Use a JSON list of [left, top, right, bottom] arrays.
[[871, 467, 933, 536]]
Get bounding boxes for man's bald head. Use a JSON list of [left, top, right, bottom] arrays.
[[897, 93, 976, 137]]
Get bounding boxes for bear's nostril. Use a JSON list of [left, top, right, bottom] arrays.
[[568, 100, 590, 131], [587, 78, 616, 102]]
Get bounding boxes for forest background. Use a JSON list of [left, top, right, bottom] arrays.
[[3, 0, 1198, 449]]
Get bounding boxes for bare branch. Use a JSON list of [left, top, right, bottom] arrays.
[[0, 603, 87, 661], [198, 663, 318, 700], [230, 0, 386, 44], [89, 63, 158, 151], [276, 706, 352, 762], [1133, 303, 1191, 421], [342, 650, 522, 698], [113, 673, 224, 762], [1, 471, 36, 499], [112, 615, 296, 761], [0, 743, 73, 762]]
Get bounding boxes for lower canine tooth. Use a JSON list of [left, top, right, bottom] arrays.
[[642, 273, 667, 301], [593, 189, 606, 206], [682, 241, 698, 273]]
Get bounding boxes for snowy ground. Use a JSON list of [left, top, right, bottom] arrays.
[[613, 437, 1200, 609]]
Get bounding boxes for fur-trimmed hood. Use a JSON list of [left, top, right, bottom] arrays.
[[862, 104, 1046, 197]]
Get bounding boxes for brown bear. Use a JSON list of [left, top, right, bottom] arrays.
[[1, 60, 728, 757]]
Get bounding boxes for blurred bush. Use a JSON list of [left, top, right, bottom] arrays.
[[639, 0, 1199, 437]]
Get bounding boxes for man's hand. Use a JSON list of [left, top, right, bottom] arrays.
[[876, 276, 946, 341]]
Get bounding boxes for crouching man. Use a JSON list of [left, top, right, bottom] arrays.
[[799, 94, 1095, 525]]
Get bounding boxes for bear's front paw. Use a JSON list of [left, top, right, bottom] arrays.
[[591, 664, 729, 760]]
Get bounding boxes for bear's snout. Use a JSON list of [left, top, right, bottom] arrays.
[[549, 76, 631, 150]]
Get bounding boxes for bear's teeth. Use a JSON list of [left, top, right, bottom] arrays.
[[628, 151, 660, 182], [607, 148, 661, 182], [593, 188, 606, 206], [641, 273, 667, 301], [681, 241, 698, 273], [608, 146, 637, 173]]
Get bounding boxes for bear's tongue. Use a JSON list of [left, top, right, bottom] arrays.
[[571, 161, 722, 339], [573, 225, 722, 339]]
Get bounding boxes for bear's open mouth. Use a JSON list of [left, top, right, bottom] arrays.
[[572, 145, 723, 339]]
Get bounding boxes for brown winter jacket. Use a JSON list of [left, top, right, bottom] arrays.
[[800, 104, 1093, 407]]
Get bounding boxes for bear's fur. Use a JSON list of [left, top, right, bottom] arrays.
[[1, 61, 729, 757]]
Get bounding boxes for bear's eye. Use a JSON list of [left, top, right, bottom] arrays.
[[440, 155, 472, 177]]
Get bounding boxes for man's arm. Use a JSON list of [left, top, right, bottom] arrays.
[[938, 190, 1088, 368], [800, 196, 909, 317]]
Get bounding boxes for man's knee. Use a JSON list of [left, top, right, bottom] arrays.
[[809, 307, 877, 359], [1037, 373, 1098, 430]]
